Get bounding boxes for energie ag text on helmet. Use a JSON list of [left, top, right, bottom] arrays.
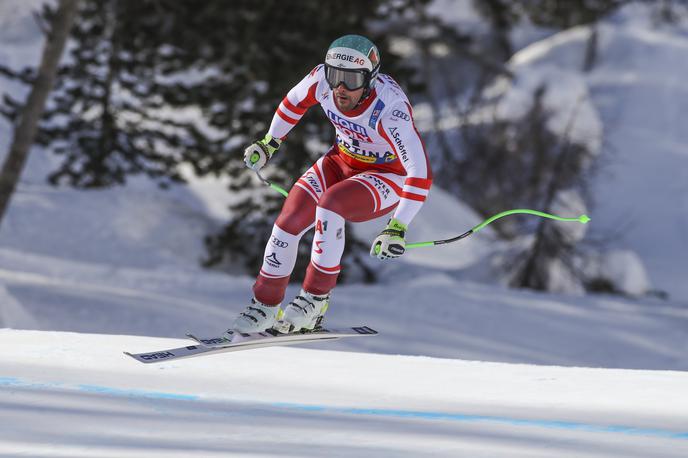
[[325, 52, 366, 66]]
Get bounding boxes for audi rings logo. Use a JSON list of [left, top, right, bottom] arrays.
[[391, 109, 410, 121], [271, 236, 289, 248]]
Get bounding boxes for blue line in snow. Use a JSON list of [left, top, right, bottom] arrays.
[[77, 384, 199, 401], [272, 403, 688, 440], [1, 376, 687, 440], [0, 377, 198, 401]]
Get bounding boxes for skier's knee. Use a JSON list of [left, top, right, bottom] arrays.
[[275, 186, 317, 234], [318, 188, 349, 220], [275, 210, 306, 235]]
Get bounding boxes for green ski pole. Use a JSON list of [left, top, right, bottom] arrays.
[[405, 209, 590, 250], [254, 170, 289, 198], [251, 170, 590, 251]]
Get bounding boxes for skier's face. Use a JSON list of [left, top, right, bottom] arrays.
[[333, 84, 365, 112]]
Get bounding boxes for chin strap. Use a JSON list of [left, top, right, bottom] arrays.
[[353, 69, 379, 109], [353, 84, 375, 110]]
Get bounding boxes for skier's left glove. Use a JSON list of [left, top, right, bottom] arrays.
[[370, 218, 407, 260]]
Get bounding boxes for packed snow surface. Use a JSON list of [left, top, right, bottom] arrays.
[[1, 329, 688, 457]]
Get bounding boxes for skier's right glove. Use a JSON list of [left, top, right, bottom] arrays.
[[370, 218, 407, 260], [244, 134, 282, 171]]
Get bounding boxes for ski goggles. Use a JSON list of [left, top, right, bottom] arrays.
[[324, 65, 369, 91]]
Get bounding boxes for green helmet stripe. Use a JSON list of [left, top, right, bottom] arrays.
[[329, 35, 376, 57], [326, 34, 380, 71]]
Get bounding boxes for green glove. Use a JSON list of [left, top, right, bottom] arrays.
[[370, 218, 407, 260], [243, 134, 281, 171]]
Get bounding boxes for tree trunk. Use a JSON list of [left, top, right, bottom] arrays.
[[582, 24, 599, 73], [0, 0, 79, 226]]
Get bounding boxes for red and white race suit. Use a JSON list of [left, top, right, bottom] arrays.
[[254, 65, 433, 304]]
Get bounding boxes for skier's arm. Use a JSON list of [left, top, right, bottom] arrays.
[[378, 101, 433, 227], [267, 65, 324, 140], [244, 66, 323, 171]]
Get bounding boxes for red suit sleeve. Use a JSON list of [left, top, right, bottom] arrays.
[[267, 65, 323, 140]]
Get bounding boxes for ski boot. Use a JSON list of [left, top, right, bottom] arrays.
[[232, 298, 283, 333], [273, 289, 330, 334]]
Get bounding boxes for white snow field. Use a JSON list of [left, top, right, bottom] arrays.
[[1, 329, 688, 458]]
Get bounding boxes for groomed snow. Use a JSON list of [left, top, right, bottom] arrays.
[[1, 329, 688, 457]]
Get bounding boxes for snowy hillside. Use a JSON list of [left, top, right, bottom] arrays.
[[505, 4, 688, 300], [2, 329, 688, 457], [1, 248, 687, 370], [1, 1, 686, 297]]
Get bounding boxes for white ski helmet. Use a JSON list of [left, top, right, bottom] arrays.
[[324, 34, 380, 93]]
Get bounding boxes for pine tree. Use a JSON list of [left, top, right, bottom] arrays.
[[516, 0, 628, 29], [458, 85, 597, 292], [44, 0, 227, 188]]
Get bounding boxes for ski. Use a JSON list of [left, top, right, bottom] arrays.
[[125, 326, 377, 364], [188, 326, 378, 349]]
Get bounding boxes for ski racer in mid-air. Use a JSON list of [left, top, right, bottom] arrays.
[[234, 34, 433, 333]]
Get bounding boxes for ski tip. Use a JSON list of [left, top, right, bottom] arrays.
[[123, 351, 141, 362], [352, 326, 378, 335]]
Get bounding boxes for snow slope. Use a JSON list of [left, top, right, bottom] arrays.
[[1, 330, 688, 457], [507, 4, 688, 300], [1, 249, 687, 371]]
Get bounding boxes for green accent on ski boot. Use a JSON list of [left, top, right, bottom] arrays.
[[297, 296, 329, 333]]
